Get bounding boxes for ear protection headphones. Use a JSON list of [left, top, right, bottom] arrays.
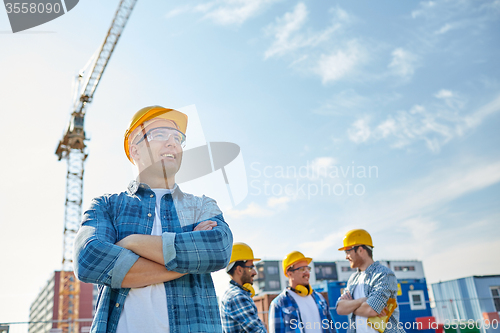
[[242, 283, 255, 297], [288, 285, 313, 297]]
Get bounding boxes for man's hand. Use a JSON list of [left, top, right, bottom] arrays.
[[337, 292, 367, 315], [377, 307, 389, 318], [340, 291, 354, 301], [194, 220, 217, 231]]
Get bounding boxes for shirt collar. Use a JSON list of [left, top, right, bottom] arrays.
[[127, 180, 184, 198], [230, 280, 250, 294], [361, 261, 380, 275]]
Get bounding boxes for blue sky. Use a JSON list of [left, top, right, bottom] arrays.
[[1, 0, 499, 324]]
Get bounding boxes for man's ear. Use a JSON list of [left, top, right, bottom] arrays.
[[235, 265, 242, 275], [130, 145, 140, 162]]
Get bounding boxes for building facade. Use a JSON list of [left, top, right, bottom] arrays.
[[28, 271, 96, 333], [432, 275, 500, 333]]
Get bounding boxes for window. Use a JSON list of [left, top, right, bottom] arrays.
[[267, 266, 279, 275], [409, 290, 426, 310], [394, 266, 415, 272], [341, 266, 355, 272], [491, 287, 500, 312], [268, 280, 281, 290], [315, 264, 337, 280]]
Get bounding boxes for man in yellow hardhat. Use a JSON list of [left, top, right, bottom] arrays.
[[74, 106, 233, 333], [336, 229, 405, 333], [220, 243, 267, 333], [268, 251, 336, 333]]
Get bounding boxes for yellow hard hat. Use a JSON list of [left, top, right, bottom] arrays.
[[338, 229, 374, 251], [226, 243, 260, 273], [124, 106, 188, 163], [282, 251, 312, 277], [229, 243, 261, 264]]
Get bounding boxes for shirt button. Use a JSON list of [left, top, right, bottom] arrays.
[[115, 303, 120, 307], [150, 194, 154, 198], [148, 213, 152, 217]]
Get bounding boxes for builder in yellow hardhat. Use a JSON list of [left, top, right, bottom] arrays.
[[336, 229, 404, 333], [74, 106, 233, 333], [220, 243, 267, 333], [268, 251, 336, 333]]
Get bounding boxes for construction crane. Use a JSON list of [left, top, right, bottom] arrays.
[[54, 1, 137, 332]]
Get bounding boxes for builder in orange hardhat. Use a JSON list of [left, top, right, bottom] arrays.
[[74, 106, 233, 332], [268, 251, 336, 333], [220, 243, 267, 332], [336, 229, 404, 333]]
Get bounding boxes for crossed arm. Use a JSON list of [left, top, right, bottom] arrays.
[[74, 196, 232, 289], [336, 274, 395, 317], [117, 220, 217, 288], [336, 292, 377, 317]]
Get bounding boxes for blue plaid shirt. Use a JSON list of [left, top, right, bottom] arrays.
[[220, 280, 267, 333], [269, 289, 336, 333], [336, 261, 405, 333], [74, 181, 233, 333]]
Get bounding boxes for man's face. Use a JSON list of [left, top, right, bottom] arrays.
[[345, 246, 362, 269], [241, 260, 257, 285], [130, 118, 184, 176], [288, 259, 311, 286]]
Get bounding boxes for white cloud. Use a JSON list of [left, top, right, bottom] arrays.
[[300, 230, 347, 258], [411, 1, 437, 19], [225, 202, 274, 218], [264, 4, 348, 60], [203, 0, 280, 25], [347, 93, 500, 152], [434, 23, 454, 34], [347, 117, 371, 143], [308, 157, 337, 179], [165, 5, 193, 19], [227, 195, 296, 218], [166, 0, 280, 26], [435, 89, 454, 99], [388, 48, 418, 80], [315, 41, 364, 84], [314, 90, 368, 115], [267, 196, 292, 208], [264, 3, 308, 58]]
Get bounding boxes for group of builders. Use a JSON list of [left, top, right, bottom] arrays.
[[221, 229, 403, 333], [73, 106, 406, 333]]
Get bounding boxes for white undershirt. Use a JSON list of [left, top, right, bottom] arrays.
[[352, 272, 377, 333], [289, 290, 323, 333], [116, 189, 172, 333]]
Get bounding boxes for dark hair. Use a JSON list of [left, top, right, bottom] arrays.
[[228, 260, 246, 276], [360, 245, 373, 258]]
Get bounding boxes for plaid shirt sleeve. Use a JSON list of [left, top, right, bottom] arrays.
[[73, 195, 140, 289], [366, 270, 398, 314], [162, 195, 233, 274], [268, 299, 283, 333], [268, 292, 296, 333], [225, 291, 267, 333]]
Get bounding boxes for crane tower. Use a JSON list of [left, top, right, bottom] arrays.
[[54, 1, 137, 331]]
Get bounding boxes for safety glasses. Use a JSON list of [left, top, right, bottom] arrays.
[[288, 266, 312, 273], [135, 126, 186, 147]]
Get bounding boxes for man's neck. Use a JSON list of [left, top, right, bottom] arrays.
[[233, 276, 244, 286], [358, 258, 375, 272], [290, 280, 306, 289]]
